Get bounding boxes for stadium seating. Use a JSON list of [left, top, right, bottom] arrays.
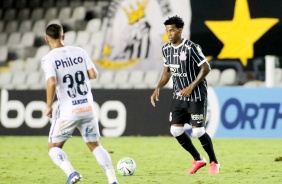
[[119, 70, 144, 89], [218, 68, 238, 86], [27, 0, 41, 9], [1, 72, 27, 89], [30, 8, 44, 21], [10, 59, 25, 72], [32, 20, 47, 36], [17, 8, 30, 21], [206, 69, 221, 86], [0, 33, 7, 46], [42, 0, 55, 8], [85, 18, 101, 33], [0, 0, 280, 90], [3, 8, 16, 21], [15, 0, 27, 9], [44, 7, 58, 21], [0, 72, 13, 88], [64, 31, 76, 45], [7, 33, 21, 47], [75, 31, 91, 46], [18, 20, 33, 33], [0, 21, 4, 32], [134, 70, 161, 89], [0, 46, 8, 64], [274, 68, 282, 84], [17, 71, 42, 89], [243, 80, 265, 87], [1, 0, 14, 9], [5, 20, 18, 33], [91, 70, 114, 89]]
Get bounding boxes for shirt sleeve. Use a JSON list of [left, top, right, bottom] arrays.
[[191, 43, 208, 67], [41, 56, 56, 81], [84, 50, 96, 70], [162, 46, 169, 67]]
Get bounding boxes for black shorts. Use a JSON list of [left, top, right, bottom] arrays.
[[170, 99, 207, 127]]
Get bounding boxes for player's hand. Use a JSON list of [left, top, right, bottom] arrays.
[[45, 107, 53, 118], [180, 86, 193, 97], [150, 88, 160, 107]]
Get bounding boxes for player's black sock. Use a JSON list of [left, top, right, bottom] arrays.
[[176, 132, 201, 160], [198, 133, 218, 163]]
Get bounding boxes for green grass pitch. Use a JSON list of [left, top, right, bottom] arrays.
[[0, 136, 281, 184]]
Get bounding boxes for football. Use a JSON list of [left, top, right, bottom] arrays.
[[116, 157, 136, 176]]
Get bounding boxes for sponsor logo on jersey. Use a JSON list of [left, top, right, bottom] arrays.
[[169, 64, 187, 77], [179, 51, 187, 61], [55, 57, 84, 69], [71, 105, 93, 114], [191, 114, 204, 121]]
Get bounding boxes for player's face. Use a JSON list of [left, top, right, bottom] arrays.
[[165, 25, 182, 44]]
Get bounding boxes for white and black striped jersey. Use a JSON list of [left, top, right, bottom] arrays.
[[162, 38, 209, 102]]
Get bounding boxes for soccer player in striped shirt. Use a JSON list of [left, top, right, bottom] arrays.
[[150, 16, 220, 174], [41, 24, 118, 184]]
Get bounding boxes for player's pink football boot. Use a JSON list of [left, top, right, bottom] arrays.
[[186, 157, 207, 174], [208, 162, 220, 174]]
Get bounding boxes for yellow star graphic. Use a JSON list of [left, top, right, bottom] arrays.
[[205, 0, 279, 66]]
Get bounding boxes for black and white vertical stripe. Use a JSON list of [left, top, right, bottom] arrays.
[[162, 39, 209, 102]]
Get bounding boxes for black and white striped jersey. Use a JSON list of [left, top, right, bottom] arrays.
[[162, 38, 209, 102]]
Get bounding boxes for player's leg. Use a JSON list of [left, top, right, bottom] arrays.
[[48, 119, 82, 183], [170, 124, 201, 160], [79, 118, 118, 184], [189, 100, 220, 174], [170, 99, 206, 174]]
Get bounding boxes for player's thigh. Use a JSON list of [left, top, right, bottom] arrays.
[[77, 117, 101, 143], [188, 100, 207, 127], [48, 119, 77, 143], [170, 99, 190, 125]]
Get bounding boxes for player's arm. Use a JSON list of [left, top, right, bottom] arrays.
[[84, 50, 98, 79], [45, 76, 56, 118], [150, 66, 171, 107], [190, 62, 210, 89], [157, 66, 171, 89], [87, 67, 98, 79], [180, 63, 210, 96], [180, 44, 210, 96]]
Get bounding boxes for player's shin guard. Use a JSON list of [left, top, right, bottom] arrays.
[[93, 146, 118, 184], [198, 133, 218, 163], [176, 132, 201, 160], [49, 147, 75, 176]]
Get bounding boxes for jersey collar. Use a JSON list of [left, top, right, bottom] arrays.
[[170, 38, 186, 49]]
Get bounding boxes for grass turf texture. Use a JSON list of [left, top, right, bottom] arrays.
[[0, 136, 281, 184]]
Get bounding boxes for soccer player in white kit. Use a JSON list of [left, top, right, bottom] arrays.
[[41, 24, 118, 184]]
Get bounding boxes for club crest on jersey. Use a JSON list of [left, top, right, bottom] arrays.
[[179, 51, 187, 61]]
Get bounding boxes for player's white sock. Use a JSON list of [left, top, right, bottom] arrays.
[[93, 146, 118, 183], [49, 147, 75, 176]]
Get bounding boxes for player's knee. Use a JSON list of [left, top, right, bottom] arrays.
[[191, 127, 205, 138], [170, 126, 184, 137]]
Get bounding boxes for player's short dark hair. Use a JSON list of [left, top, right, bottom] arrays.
[[46, 24, 63, 39], [164, 15, 184, 28]]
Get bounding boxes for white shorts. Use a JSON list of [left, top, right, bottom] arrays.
[[48, 117, 101, 143]]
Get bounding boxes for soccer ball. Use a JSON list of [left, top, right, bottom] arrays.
[[116, 157, 136, 176]]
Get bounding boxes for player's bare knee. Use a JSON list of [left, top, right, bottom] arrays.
[[191, 127, 205, 138], [170, 126, 184, 137]]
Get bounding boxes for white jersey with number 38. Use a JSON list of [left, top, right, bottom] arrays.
[[41, 46, 96, 120]]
